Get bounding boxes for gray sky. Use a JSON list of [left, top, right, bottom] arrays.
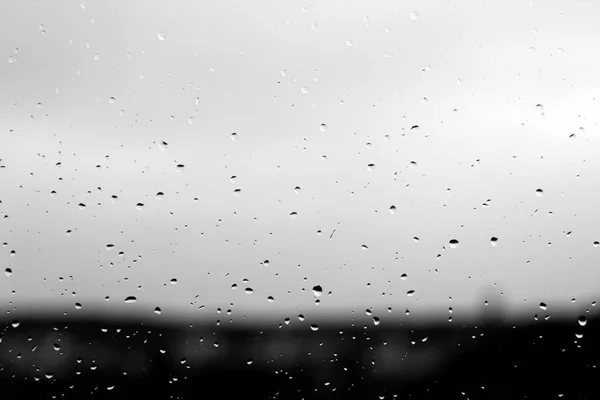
[[1, 0, 600, 322]]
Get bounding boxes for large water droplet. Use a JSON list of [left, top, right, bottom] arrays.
[[578, 316, 587, 327], [312, 285, 323, 297], [5, 268, 12, 277], [539, 302, 547, 310], [124, 296, 137, 304], [490, 237, 498, 246], [154, 307, 162, 315], [244, 287, 254, 294], [310, 324, 319, 331], [535, 188, 543, 196], [449, 239, 459, 249]]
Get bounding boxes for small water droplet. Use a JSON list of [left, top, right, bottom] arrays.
[[108, 97, 116, 104], [413, 237, 419, 243], [594, 241, 599, 248], [233, 188, 242, 196], [12, 320, 20, 328], [490, 237, 498, 246], [310, 324, 319, 331], [298, 314, 305, 321], [176, 164, 185, 171], [5, 268, 12, 277], [389, 205, 396, 214], [535, 188, 543, 196], [124, 296, 137, 304], [361, 244, 369, 250], [156, 192, 164, 199], [157, 31, 166, 41], [367, 163, 375, 172], [231, 283, 238, 290], [578, 316, 587, 327], [410, 12, 420, 20], [320, 123, 327, 132], [244, 287, 254, 294], [373, 316, 380, 326], [75, 303, 82, 310], [159, 141, 169, 150], [449, 239, 459, 249], [407, 290, 415, 297], [346, 40, 353, 47], [401, 273, 408, 281], [231, 132, 238, 141], [154, 307, 162, 315], [300, 86, 309, 94], [539, 302, 547, 311]]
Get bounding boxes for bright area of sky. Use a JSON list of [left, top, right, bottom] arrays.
[[1, 0, 600, 323]]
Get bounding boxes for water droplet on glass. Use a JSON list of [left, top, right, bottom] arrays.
[[578, 316, 587, 327], [157, 32, 166, 41], [231, 132, 238, 141], [401, 273, 408, 281], [312, 285, 323, 297], [108, 97, 116, 104], [156, 192, 164, 199], [389, 205, 396, 214], [244, 287, 253, 294], [176, 164, 185, 171], [373, 316, 380, 326], [410, 12, 420, 20], [300, 86, 309, 94], [75, 303, 82, 310], [594, 241, 599, 248], [233, 188, 242, 196], [539, 302, 547, 310], [346, 40, 353, 47], [535, 188, 543, 196], [159, 141, 169, 151], [320, 124, 327, 132], [12, 320, 20, 328], [367, 163, 375, 172], [298, 314, 305, 321], [124, 296, 137, 304], [5, 268, 12, 277], [361, 244, 369, 250], [413, 237, 419, 243], [407, 290, 415, 297], [136, 203, 144, 210], [490, 237, 498, 246], [154, 307, 162, 315], [231, 283, 238, 290], [449, 239, 459, 249], [310, 324, 319, 331]]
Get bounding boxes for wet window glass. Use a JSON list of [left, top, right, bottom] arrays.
[[1, 0, 599, 398]]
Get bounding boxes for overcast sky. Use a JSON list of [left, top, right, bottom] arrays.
[[1, 0, 600, 323]]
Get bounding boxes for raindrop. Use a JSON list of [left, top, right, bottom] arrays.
[[361, 244, 369, 250], [124, 296, 137, 304], [300, 86, 309, 94], [5, 268, 12, 277], [159, 141, 169, 151], [176, 164, 185, 171], [449, 239, 459, 248], [75, 303, 82, 310], [170, 278, 177, 285], [578, 316, 587, 327], [231, 132, 238, 141], [373, 317, 380, 326], [106, 244, 114, 250], [78, 203, 86, 210], [157, 31, 166, 41], [244, 287, 254, 294], [267, 296, 274, 302], [231, 283, 238, 290], [575, 333, 583, 339], [367, 163, 376, 172], [154, 307, 162, 315], [294, 186, 301, 194], [539, 302, 547, 310], [12, 320, 20, 328], [400, 273, 408, 281], [407, 290, 415, 297], [156, 192, 164, 199], [312, 285, 323, 297], [108, 97, 116, 104], [247, 359, 253, 365], [410, 12, 420, 20], [389, 205, 396, 214], [310, 324, 319, 331], [233, 189, 242, 196], [319, 123, 327, 132], [490, 237, 498, 246], [136, 203, 144, 210], [413, 237, 419, 243], [298, 314, 305, 321], [535, 188, 543, 196], [593, 241, 599, 248]]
